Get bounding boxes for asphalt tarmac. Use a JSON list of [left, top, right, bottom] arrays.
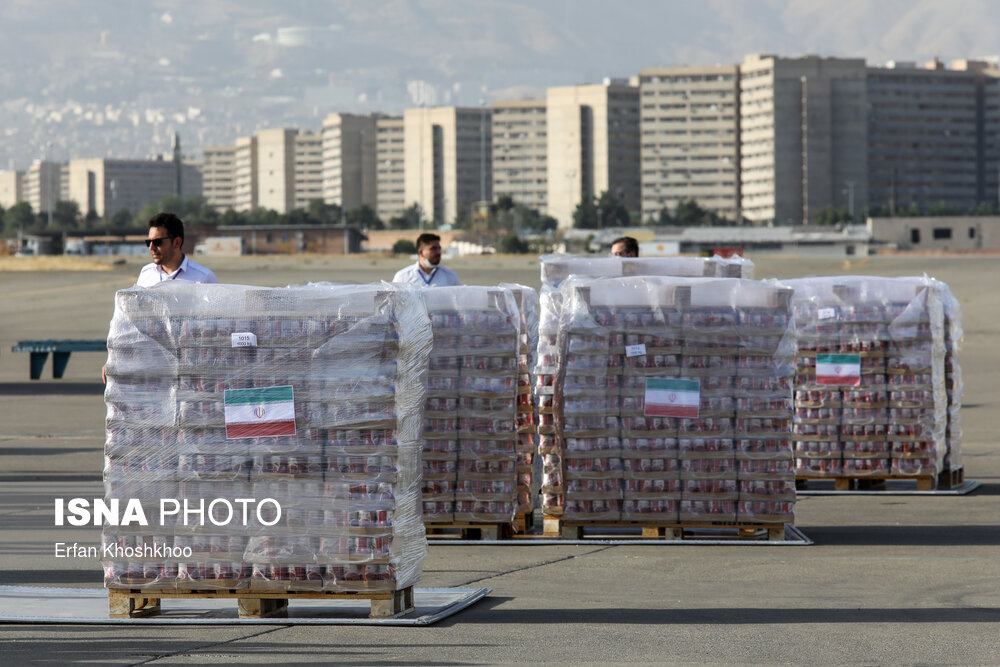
[[1, 252, 998, 665]]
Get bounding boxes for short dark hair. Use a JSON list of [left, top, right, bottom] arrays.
[[611, 236, 639, 257], [149, 213, 185, 243], [416, 233, 441, 251]]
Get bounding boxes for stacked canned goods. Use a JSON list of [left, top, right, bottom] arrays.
[[420, 287, 524, 524], [545, 275, 794, 526], [502, 284, 541, 519], [787, 277, 953, 484], [535, 255, 755, 521], [102, 283, 432, 592]]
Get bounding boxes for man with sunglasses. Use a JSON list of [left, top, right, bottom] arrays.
[[105, 213, 217, 383], [136, 213, 218, 286]]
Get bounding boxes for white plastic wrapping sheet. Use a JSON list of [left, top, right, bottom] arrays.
[[102, 281, 432, 593], [540, 275, 795, 525], [785, 276, 958, 482]]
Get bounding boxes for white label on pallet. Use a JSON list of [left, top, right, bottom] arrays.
[[231, 332, 258, 348], [818, 307, 836, 320], [625, 343, 647, 358]]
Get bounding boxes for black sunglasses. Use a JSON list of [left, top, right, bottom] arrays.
[[145, 237, 174, 248]]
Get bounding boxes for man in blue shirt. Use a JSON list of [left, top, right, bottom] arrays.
[[392, 233, 461, 287]]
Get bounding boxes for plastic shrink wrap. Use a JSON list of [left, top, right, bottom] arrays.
[[541, 275, 795, 525], [419, 286, 526, 523], [102, 282, 432, 592], [535, 256, 756, 520], [786, 276, 958, 483], [501, 283, 541, 517]]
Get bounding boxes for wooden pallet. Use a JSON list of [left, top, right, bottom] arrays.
[[424, 512, 533, 540], [542, 517, 786, 541], [796, 468, 963, 492], [108, 585, 414, 619]]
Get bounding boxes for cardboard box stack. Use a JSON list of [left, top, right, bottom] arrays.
[[102, 283, 431, 592], [535, 255, 755, 520], [541, 276, 795, 525], [787, 277, 953, 483], [420, 287, 523, 524]]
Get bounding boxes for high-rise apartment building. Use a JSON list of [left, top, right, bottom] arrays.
[[546, 80, 640, 229], [0, 170, 24, 209], [321, 113, 378, 213], [294, 130, 323, 210], [202, 146, 237, 211], [233, 136, 258, 213], [255, 129, 297, 213], [639, 65, 741, 222], [66, 158, 200, 217], [492, 99, 548, 214], [376, 116, 405, 222], [740, 54, 868, 225], [403, 106, 492, 225], [867, 58, 1000, 213], [24, 161, 64, 215]]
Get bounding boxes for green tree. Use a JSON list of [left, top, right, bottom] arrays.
[[3, 202, 34, 238], [595, 191, 630, 228], [499, 233, 530, 254], [573, 198, 600, 229], [52, 200, 82, 231], [813, 206, 852, 226], [306, 199, 343, 225], [392, 239, 416, 254], [346, 204, 383, 230], [388, 204, 421, 230], [675, 199, 710, 226]]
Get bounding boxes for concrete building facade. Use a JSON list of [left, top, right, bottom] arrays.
[[867, 59, 1000, 214], [739, 54, 868, 226], [492, 99, 548, 214], [294, 130, 323, 210], [233, 136, 258, 213], [66, 158, 200, 218], [546, 80, 640, 230], [375, 116, 405, 222], [202, 146, 237, 211], [321, 113, 378, 212], [23, 161, 64, 216], [639, 65, 741, 222], [867, 215, 1000, 251], [0, 170, 24, 209], [403, 106, 492, 225], [255, 129, 297, 213]]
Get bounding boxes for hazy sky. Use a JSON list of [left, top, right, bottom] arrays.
[[3, 0, 1000, 167]]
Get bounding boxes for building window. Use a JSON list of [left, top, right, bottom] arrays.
[[910, 229, 921, 244], [933, 228, 952, 240], [969, 227, 976, 239]]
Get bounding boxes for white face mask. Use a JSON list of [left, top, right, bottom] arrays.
[[425, 259, 439, 268]]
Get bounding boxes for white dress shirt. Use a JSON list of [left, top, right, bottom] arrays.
[[136, 255, 218, 287], [392, 262, 461, 287]]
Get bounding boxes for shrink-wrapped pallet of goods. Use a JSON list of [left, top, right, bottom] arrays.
[[787, 276, 960, 488], [102, 282, 431, 593], [534, 255, 754, 520], [420, 286, 526, 524], [541, 275, 795, 527]]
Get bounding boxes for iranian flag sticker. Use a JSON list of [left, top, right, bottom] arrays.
[[224, 386, 297, 438], [815, 353, 861, 386], [644, 378, 700, 418]]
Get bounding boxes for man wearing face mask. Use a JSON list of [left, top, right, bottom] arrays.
[[392, 232, 461, 287]]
